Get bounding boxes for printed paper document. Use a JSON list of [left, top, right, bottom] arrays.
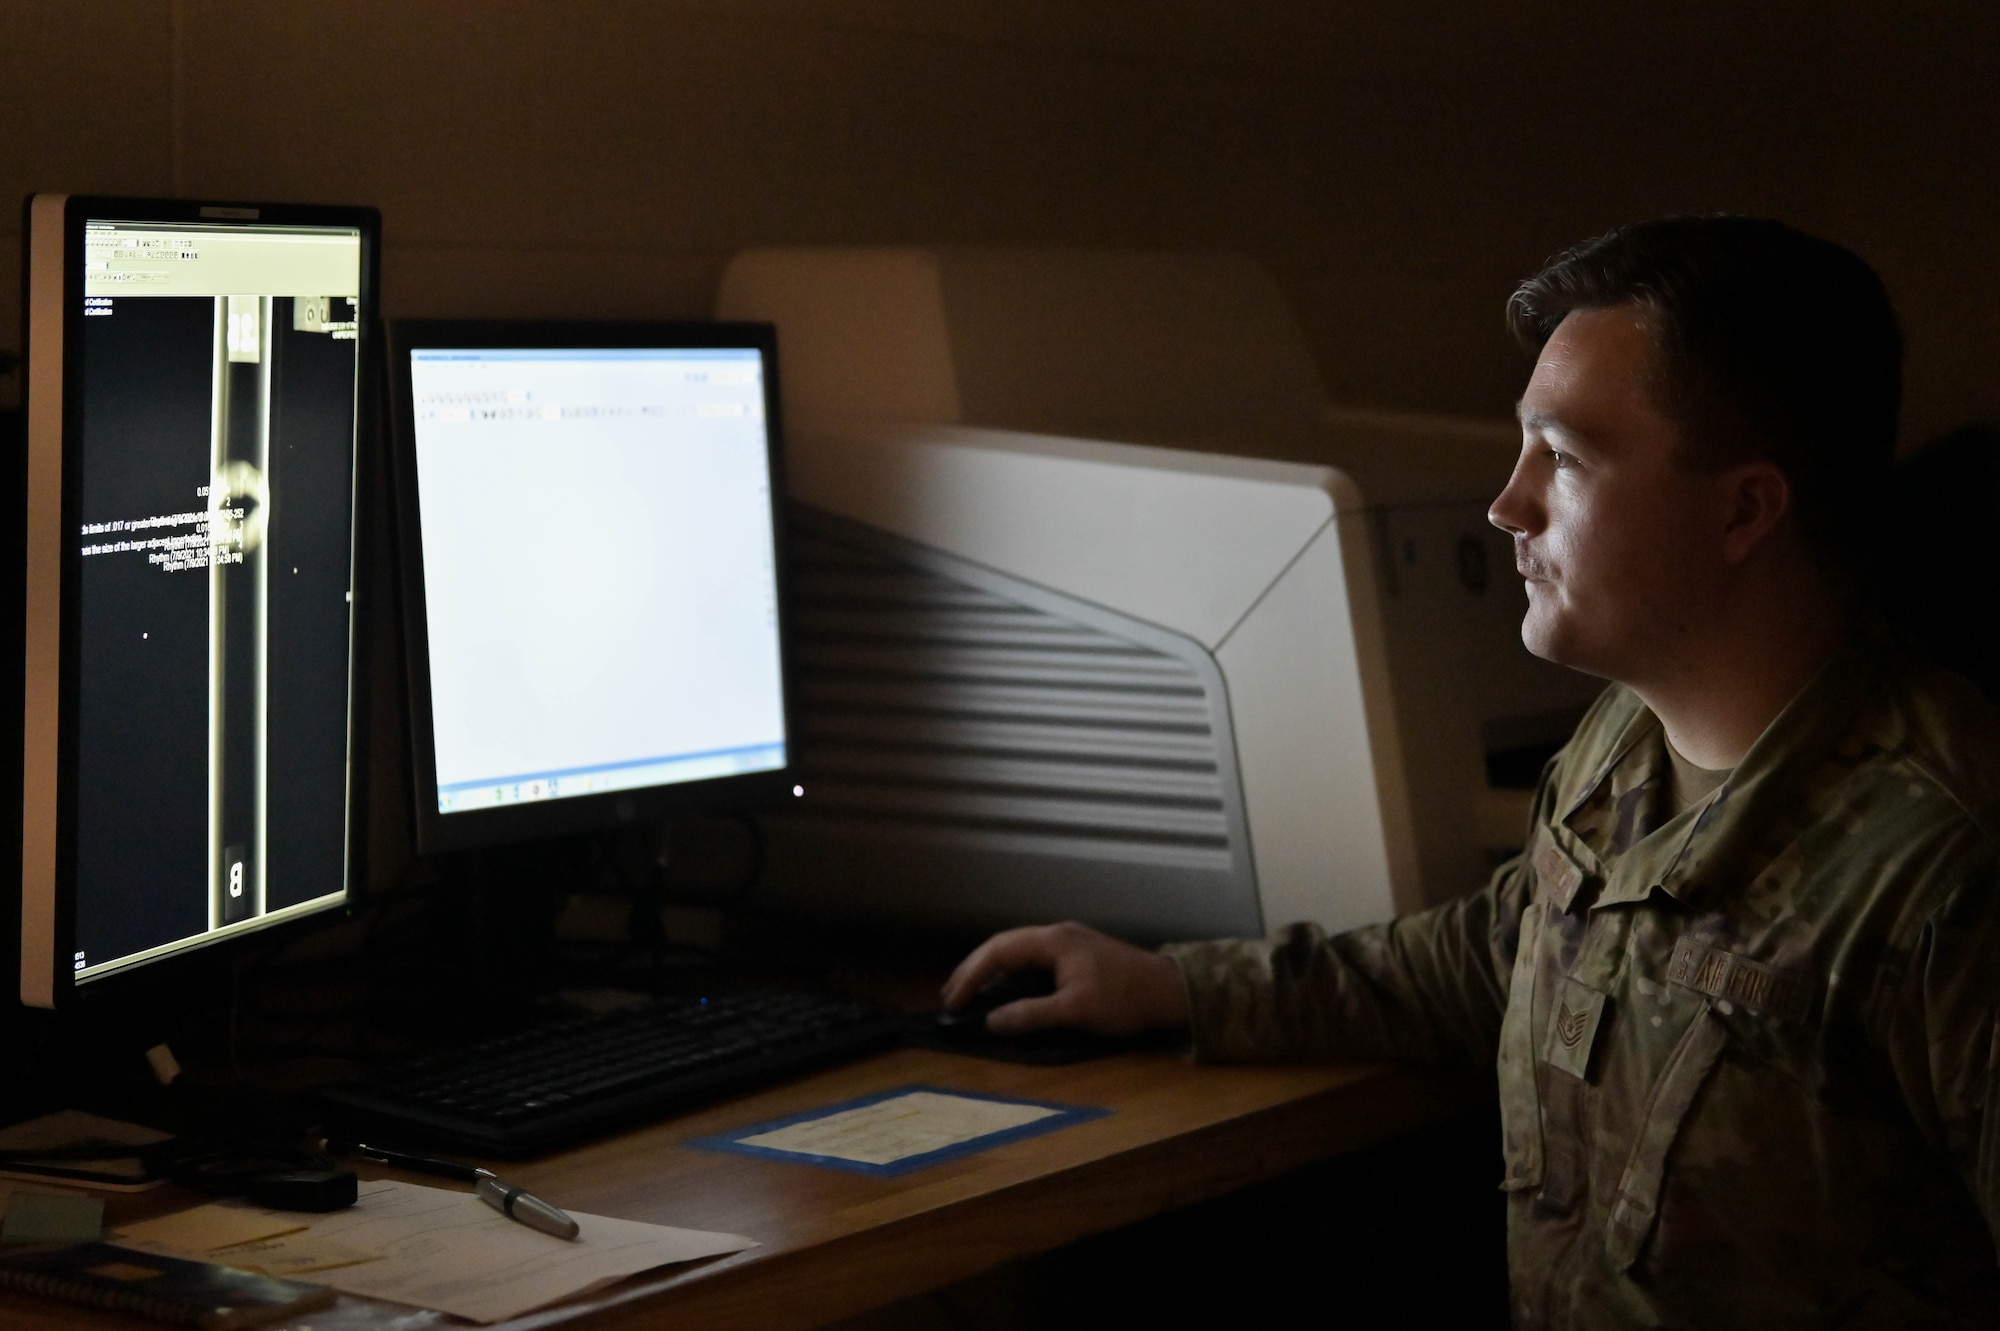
[[738, 1089, 1062, 1166], [115, 1179, 756, 1323]]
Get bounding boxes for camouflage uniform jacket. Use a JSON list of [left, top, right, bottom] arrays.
[[1165, 638, 2000, 1329]]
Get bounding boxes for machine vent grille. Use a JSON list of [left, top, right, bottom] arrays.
[[783, 519, 1240, 869]]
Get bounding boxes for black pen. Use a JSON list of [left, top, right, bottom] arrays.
[[329, 1140, 582, 1241]]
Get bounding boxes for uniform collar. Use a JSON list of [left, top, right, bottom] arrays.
[[1565, 630, 1890, 912]]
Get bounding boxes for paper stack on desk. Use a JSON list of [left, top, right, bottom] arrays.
[[0, 1109, 175, 1190], [114, 1179, 757, 1323]]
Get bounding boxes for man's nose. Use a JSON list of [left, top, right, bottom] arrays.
[[1488, 461, 1539, 537]]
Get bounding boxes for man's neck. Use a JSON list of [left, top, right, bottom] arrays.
[[1632, 582, 1850, 771]]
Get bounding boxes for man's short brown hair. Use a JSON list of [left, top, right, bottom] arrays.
[[1508, 216, 1902, 582]]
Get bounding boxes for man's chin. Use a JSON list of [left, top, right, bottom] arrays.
[[1519, 608, 1560, 663], [1519, 616, 1612, 681]]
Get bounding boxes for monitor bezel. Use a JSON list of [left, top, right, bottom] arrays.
[[386, 318, 799, 854], [19, 193, 382, 1010]]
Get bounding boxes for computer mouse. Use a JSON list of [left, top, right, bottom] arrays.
[[934, 968, 1058, 1033]]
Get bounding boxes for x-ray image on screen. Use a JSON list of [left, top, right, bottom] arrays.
[[68, 222, 363, 981]]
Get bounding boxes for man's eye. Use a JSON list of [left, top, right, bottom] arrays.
[[1547, 447, 1574, 470]]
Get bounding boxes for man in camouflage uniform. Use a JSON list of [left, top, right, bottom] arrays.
[[944, 217, 2000, 1328]]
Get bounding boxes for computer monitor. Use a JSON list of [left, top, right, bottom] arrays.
[[18, 195, 379, 1009], [384, 321, 795, 854]]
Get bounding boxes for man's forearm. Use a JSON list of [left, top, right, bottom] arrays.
[[1164, 884, 1511, 1069]]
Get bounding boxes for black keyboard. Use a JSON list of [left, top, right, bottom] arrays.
[[319, 989, 905, 1156]]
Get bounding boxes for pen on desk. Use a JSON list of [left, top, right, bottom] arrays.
[[329, 1140, 582, 1241], [472, 1175, 581, 1241]]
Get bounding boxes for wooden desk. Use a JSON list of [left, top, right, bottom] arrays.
[[2, 1046, 1459, 1331]]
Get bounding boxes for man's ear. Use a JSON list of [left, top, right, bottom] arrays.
[[1718, 459, 1792, 565]]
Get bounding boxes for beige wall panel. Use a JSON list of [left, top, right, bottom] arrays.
[[379, 244, 719, 322], [672, 0, 1498, 80], [531, 7, 1299, 252], [172, 0, 550, 245], [0, 0, 176, 218], [0, 1, 174, 401]]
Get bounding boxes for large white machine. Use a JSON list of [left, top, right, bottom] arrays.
[[718, 248, 1601, 941]]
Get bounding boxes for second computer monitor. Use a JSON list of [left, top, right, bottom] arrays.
[[386, 321, 795, 852]]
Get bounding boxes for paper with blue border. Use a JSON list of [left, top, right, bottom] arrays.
[[690, 1085, 1111, 1177]]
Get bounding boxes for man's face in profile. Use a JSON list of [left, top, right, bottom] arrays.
[[1489, 305, 1733, 686]]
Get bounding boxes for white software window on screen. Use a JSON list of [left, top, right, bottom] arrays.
[[409, 349, 786, 810]]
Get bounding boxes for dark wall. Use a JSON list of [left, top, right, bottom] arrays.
[[2, 3, 1997, 889], [0, 3, 1996, 444]]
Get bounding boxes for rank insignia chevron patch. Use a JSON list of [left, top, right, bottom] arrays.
[[1543, 977, 1608, 1079]]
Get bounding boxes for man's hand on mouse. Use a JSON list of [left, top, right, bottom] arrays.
[[941, 921, 1192, 1038]]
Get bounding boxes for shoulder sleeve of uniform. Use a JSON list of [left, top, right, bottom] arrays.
[[1164, 855, 1529, 1066], [1894, 665, 2000, 840], [1880, 859, 2000, 1252]]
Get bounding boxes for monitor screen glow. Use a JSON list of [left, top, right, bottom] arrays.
[[403, 344, 788, 823]]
